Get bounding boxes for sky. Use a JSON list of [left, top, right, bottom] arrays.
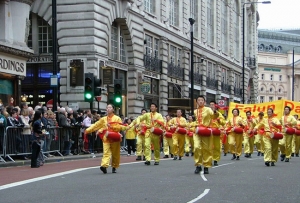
[[257, 0, 300, 30]]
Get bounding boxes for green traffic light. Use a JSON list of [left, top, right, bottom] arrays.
[[85, 93, 92, 99], [115, 97, 121, 103]]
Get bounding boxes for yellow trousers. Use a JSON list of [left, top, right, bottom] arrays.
[[293, 135, 300, 155], [211, 135, 221, 161], [145, 131, 160, 162], [228, 132, 243, 156], [263, 134, 279, 162], [173, 133, 185, 157], [185, 135, 194, 153], [244, 135, 254, 154], [136, 134, 145, 156], [163, 135, 173, 156], [254, 134, 265, 153], [193, 135, 212, 168], [101, 141, 120, 168], [279, 134, 293, 158]]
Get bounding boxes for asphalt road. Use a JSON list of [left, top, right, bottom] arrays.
[[1, 153, 300, 203]]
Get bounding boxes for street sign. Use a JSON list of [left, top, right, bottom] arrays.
[[218, 100, 225, 106], [141, 83, 150, 94]]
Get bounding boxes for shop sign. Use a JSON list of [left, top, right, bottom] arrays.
[[0, 52, 26, 76]]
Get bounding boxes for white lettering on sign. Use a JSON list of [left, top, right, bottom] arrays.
[[0, 52, 26, 76], [27, 56, 52, 63]]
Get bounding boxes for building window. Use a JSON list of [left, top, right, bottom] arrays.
[[145, 34, 159, 57], [169, 0, 179, 26], [37, 16, 52, 53], [144, 0, 154, 14], [169, 45, 181, 65], [279, 75, 282, 81], [261, 74, 264, 80], [190, 0, 198, 38], [144, 77, 159, 95], [260, 87, 264, 92], [110, 22, 127, 63], [269, 96, 273, 102], [278, 97, 282, 100], [270, 74, 273, 81], [221, 68, 228, 83], [168, 83, 181, 98], [270, 88, 273, 92], [278, 88, 281, 93], [233, 0, 239, 60], [207, 0, 214, 46], [233, 73, 240, 88], [221, 0, 228, 53], [260, 96, 264, 103]]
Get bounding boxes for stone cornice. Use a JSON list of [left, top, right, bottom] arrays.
[[0, 45, 34, 58], [10, 0, 35, 6]]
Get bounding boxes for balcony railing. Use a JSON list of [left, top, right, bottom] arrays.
[[221, 82, 231, 94], [234, 87, 242, 96], [206, 77, 218, 90], [189, 71, 203, 85], [168, 60, 184, 80], [143, 53, 162, 73]]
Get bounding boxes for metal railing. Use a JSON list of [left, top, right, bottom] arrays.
[[234, 87, 243, 96], [168, 60, 184, 80], [221, 82, 231, 94], [206, 77, 218, 90], [143, 50, 162, 73]]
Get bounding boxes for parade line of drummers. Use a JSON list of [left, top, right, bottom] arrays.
[[84, 95, 300, 175]]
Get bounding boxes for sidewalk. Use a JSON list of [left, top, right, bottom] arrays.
[[0, 152, 128, 168]]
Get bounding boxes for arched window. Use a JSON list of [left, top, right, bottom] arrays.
[[260, 87, 264, 92], [110, 22, 127, 63], [270, 87, 273, 92]]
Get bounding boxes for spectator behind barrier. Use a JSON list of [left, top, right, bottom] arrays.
[[20, 108, 31, 135]]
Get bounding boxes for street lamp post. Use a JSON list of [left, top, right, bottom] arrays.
[[242, 1, 271, 104], [189, 18, 195, 115], [292, 46, 300, 101], [52, 0, 58, 111]]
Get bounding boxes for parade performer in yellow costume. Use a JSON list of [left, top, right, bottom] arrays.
[[169, 109, 187, 160], [243, 111, 257, 158], [209, 101, 225, 166], [193, 96, 218, 175], [85, 104, 126, 174], [279, 106, 297, 162], [254, 108, 282, 166], [185, 115, 195, 157], [225, 108, 246, 161], [163, 115, 174, 158], [135, 103, 164, 165], [128, 109, 147, 161], [254, 112, 265, 156], [292, 115, 300, 157]]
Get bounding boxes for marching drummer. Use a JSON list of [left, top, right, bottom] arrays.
[[85, 104, 126, 174], [163, 115, 174, 158], [134, 103, 165, 166], [169, 109, 187, 160], [243, 111, 257, 158], [253, 108, 282, 166], [193, 96, 219, 175], [185, 115, 195, 157]]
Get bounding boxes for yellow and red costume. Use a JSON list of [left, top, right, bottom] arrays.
[[225, 115, 246, 158], [243, 116, 257, 157], [254, 117, 282, 164], [185, 122, 195, 156], [192, 107, 218, 168], [292, 120, 300, 156], [85, 114, 126, 169], [129, 118, 146, 159], [135, 112, 164, 163], [210, 111, 225, 164], [254, 117, 265, 156], [163, 119, 174, 157], [279, 114, 297, 160], [169, 116, 187, 159]]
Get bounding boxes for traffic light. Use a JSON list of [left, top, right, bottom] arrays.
[[94, 77, 101, 96], [84, 73, 94, 102], [114, 79, 122, 108]]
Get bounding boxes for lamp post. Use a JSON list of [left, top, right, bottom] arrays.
[[292, 46, 300, 101], [189, 18, 195, 115], [242, 1, 271, 104]]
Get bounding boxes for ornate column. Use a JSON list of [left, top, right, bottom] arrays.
[[159, 36, 169, 116]]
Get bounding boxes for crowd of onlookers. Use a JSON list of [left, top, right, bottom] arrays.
[[0, 102, 113, 161]]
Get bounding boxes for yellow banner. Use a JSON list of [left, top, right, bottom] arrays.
[[228, 99, 300, 119]]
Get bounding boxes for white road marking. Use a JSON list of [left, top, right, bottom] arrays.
[[187, 189, 210, 203], [0, 159, 173, 191], [200, 172, 208, 181], [212, 162, 234, 168]]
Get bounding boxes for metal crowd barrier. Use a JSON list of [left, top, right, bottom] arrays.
[[0, 126, 6, 163]]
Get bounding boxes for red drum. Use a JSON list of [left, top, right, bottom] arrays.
[[140, 126, 147, 135], [176, 127, 187, 135], [97, 130, 107, 140], [150, 127, 163, 136], [233, 127, 244, 134], [105, 131, 122, 141], [211, 128, 221, 136], [188, 131, 194, 137], [294, 129, 300, 136], [285, 128, 295, 135], [169, 127, 176, 133], [270, 132, 283, 140], [195, 127, 211, 137], [164, 131, 173, 138]]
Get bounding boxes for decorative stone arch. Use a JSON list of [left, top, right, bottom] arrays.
[[30, 0, 52, 25]]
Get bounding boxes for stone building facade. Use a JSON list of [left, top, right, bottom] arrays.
[[257, 29, 300, 102], [24, 0, 261, 116]]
